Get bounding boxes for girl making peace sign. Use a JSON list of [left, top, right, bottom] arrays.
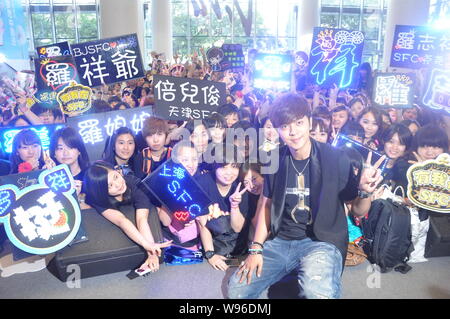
[[196, 144, 252, 271]]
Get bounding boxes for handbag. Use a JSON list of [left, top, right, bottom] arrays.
[[345, 243, 367, 266]]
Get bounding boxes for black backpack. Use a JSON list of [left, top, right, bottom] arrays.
[[361, 198, 414, 274]]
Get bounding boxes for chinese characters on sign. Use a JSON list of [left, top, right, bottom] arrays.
[[35, 55, 80, 92], [407, 153, 450, 213], [70, 34, 145, 87], [0, 165, 81, 255], [422, 68, 450, 115], [308, 27, 365, 89], [390, 25, 450, 69], [142, 159, 211, 221], [220, 44, 245, 71], [0, 124, 66, 158], [66, 106, 152, 161], [56, 81, 93, 116], [253, 53, 292, 91], [153, 75, 226, 120], [372, 73, 415, 109]]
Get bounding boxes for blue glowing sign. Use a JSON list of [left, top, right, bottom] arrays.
[[66, 105, 152, 161], [0, 124, 66, 159], [0, 165, 81, 255], [390, 25, 450, 69], [308, 27, 365, 89], [142, 159, 211, 221], [422, 68, 450, 115], [253, 53, 292, 91]]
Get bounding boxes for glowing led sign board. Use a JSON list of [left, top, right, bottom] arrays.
[[253, 53, 292, 91], [0, 124, 66, 159], [0, 165, 81, 255], [422, 68, 450, 115], [308, 27, 365, 89], [390, 25, 450, 69], [142, 159, 211, 222], [372, 73, 415, 109], [66, 106, 152, 161]]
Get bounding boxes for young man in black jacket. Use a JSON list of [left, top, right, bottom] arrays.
[[228, 93, 384, 299]]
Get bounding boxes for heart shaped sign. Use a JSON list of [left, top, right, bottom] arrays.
[[174, 211, 190, 222], [110, 42, 117, 49], [39, 60, 77, 91]]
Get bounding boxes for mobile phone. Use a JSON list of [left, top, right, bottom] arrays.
[[332, 133, 389, 171], [225, 258, 241, 267]]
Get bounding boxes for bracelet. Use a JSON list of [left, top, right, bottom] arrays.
[[248, 248, 263, 252], [248, 250, 263, 255], [250, 241, 264, 249]]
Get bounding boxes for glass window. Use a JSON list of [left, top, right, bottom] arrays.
[[233, 0, 254, 37], [54, 12, 76, 41], [173, 0, 188, 36], [364, 0, 381, 9], [321, 0, 340, 7], [320, 12, 339, 28], [362, 11, 380, 40], [345, 0, 361, 7], [341, 13, 360, 30], [31, 13, 53, 39], [173, 36, 189, 56], [27, 0, 99, 49], [255, 0, 277, 37], [77, 12, 98, 40], [277, 0, 297, 38]]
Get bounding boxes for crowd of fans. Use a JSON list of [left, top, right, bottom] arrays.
[[0, 48, 448, 276]]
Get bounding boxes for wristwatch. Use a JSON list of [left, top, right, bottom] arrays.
[[358, 190, 372, 199], [204, 250, 216, 260]]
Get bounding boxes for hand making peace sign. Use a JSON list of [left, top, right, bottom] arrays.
[[229, 182, 250, 209], [359, 151, 386, 194]]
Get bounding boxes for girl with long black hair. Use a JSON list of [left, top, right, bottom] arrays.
[[102, 127, 142, 178], [83, 161, 172, 272]]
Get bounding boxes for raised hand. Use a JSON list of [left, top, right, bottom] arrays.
[[359, 151, 386, 194], [43, 150, 56, 170], [408, 151, 426, 165], [229, 182, 249, 209]]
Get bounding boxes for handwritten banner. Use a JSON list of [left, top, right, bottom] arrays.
[[66, 106, 152, 161], [142, 159, 211, 221], [70, 33, 145, 87], [372, 73, 415, 109], [390, 25, 450, 69], [153, 75, 226, 120], [308, 27, 365, 89], [407, 153, 450, 213], [422, 68, 450, 115], [0, 165, 81, 255]]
